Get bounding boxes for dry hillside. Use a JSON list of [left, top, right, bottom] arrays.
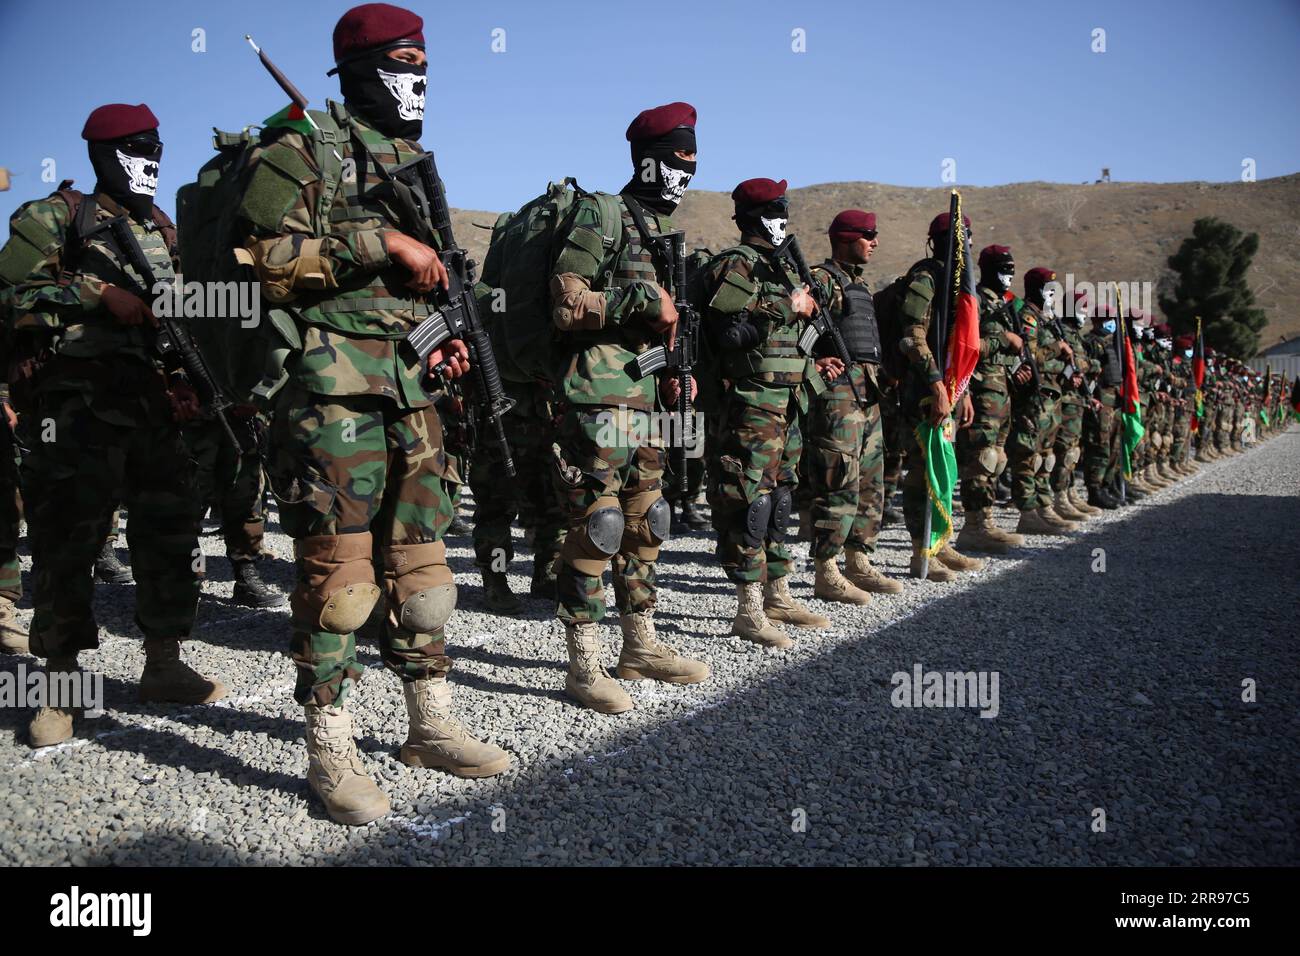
[[450, 174, 1300, 353]]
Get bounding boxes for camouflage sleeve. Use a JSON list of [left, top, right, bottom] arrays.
[[237, 133, 390, 304], [808, 265, 840, 317], [898, 269, 940, 384], [549, 196, 660, 332], [703, 252, 758, 319], [6, 197, 108, 330]]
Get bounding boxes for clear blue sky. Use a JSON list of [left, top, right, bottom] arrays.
[[2, 0, 1298, 223]]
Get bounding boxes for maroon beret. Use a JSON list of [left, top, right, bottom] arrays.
[[1154, 322, 1172, 336], [1174, 334, 1194, 348], [1090, 300, 1114, 319], [625, 102, 697, 143], [81, 103, 159, 142], [928, 211, 972, 239], [1024, 266, 1056, 290], [828, 209, 877, 242], [333, 3, 424, 63], [732, 178, 787, 210], [977, 244, 1012, 272]]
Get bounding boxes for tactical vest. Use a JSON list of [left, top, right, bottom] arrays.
[[977, 287, 1020, 368], [1092, 332, 1123, 387], [289, 101, 435, 338], [819, 261, 880, 363], [712, 244, 805, 386]]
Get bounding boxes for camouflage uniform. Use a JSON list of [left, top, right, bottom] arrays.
[[184, 416, 268, 563], [1048, 318, 1092, 495], [1006, 299, 1067, 513], [548, 193, 671, 625], [239, 104, 464, 706], [5, 192, 202, 660], [703, 240, 816, 583], [895, 256, 944, 540], [1082, 325, 1123, 490], [805, 259, 884, 561], [956, 285, 1020, 512]]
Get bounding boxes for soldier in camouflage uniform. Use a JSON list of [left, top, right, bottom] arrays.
[[1081, 303, 1124, 508], [470, 378, 566, 611], [0, 316, 28, 653], [2, 103, 227, 748], [1047, 290, 1101, 521], [1008, 267, 1079, 535], [703, 178, 833, 646], [955, 245, 1031, 554], [238, 5, 512, 824], [1169, 334, 1198, 474], [892, 213, 985, 580], [804, 210, 902, 604], [547, 101, 709, 713]]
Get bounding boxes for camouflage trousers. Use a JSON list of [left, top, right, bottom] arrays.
[[0, 426, 22, 603], [470, 380, 566, 573], [708, 393, 802, 583], [1007, 390, 1061, 511], [1049, 398, 1086, 492], [805, 383, 884, 560], [22, 390, 200, 659], [1082, 390, 1120, 487], [664, 413, 712, 505], [184, 417, 267, 563], [1171, 405, 1191, 462], [1213, 403, 1232, 452], [270, 388, 457, 707], [879, 389, 905, 503], [956, 375, 1012, 513], [552, 406, 665, 625]]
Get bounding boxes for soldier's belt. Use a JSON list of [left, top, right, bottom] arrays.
[[316, 296, 434, 315], [989, 354, 1020, 367]]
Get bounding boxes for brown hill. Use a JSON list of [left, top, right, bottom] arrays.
[[450, 174, 1300, 354]]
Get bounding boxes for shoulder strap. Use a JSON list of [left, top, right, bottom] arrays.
[[618, 193, 669, 278], [818, 260, 851, 289]]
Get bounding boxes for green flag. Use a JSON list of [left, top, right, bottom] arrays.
[[263, 103, 314, 135], [915, 419, 958, 557], [1121, 399, 1145, 478]]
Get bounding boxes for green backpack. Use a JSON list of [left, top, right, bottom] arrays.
[[477, 178, 621, 384], [174, 112, 346, 404]]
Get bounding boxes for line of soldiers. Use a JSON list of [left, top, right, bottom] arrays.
[[0, 2, 1291, 828]]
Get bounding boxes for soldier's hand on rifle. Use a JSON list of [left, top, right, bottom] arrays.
[[1071, 372, 1084, 388], [1089, 398, 1102, 412], [1004, 330, 1024, 352], [928, 380, 952, 425], [957, 391, 974, 428], [1057, 340, 1074, 362], [428, 339, 470, 379], [659, 375, 697, 407], [386, 231, 450, 294], [166, 381, 200, 423], [101, 284, 157, 328], [646, 285, 679, 334], [1013, 365, 1034, 387], [791, 286, 815, 319], [816, 356, 846, 381], [2, 402, 17, 431]]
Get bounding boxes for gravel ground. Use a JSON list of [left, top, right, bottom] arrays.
[[2, 429, 1297, 866]]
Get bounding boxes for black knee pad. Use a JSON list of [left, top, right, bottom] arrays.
[[768, 486, 793, 543], [743, 494, 772, 548]]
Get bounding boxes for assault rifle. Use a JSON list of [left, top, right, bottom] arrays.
[[774, 235, 864, 406], [384, 152, 517, 476], [86, 215, 248, 453], [1008, 298, 1041, 398], [629, 230, 699, 493]]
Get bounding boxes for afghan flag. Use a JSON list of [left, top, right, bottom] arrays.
[[1260, 365, 1273, 425], [1119, 313, 1145, 478], [1292, 376, 1300, 419], [1191, 317, 1206, 431], [916, 191, 980, 558], [263, 102, 314, 135]]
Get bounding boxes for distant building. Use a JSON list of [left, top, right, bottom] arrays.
[[1248, 336, 1300, 379]]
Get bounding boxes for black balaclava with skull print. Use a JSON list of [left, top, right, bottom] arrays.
[[624, 125, 697, 216], [337, 48, 427, 140], [737, 197, 789, 247], [89, 130, 161, 221]]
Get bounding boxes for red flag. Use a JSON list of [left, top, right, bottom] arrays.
[[1191, 317, 1206, 431], [1121, 325, 1140, 415], [945, 216, 980, 403]]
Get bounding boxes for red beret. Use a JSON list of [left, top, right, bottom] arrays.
[[977, 244, 1012, 272], [928, 211, 972, 239], [828, 209, 876, 242], [1024, 266, 1056, 290], [333, 3, 424, 63], [1091, 300, 1114, 319], [625, 102, 697, 143], [732, 178, 787, 210], [1154, 322, 1172, 336], [1175, 334, 1194, 348], [81, 103, 159, 142]]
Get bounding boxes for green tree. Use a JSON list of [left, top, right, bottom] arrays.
[[1159, 217, 1268, 358]]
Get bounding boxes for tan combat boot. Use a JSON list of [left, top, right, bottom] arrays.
[[1053, 490, 1088, 523], [616, 611, 710, 684], [957, 509, 1012, 554], [304, 702, 390, 826], [1144, 465, 1170, 489], [0, 597, 28, 655], [139, 640, 228, 704], [1068, 485, 1102, 516], [1040, 506, 1079, 531], [1158, 461, 1180, 482], [844, 549, 905, 594], [1016, 507, 1063, 536], [29, 655, 79, 748], [934, 544, 986, 573], [400, 678, 511, 777], [565, 622, 634, 713], [763, 575, 830, 629], [732, 581, 793, 648], [814, 557, 872, 606], [909, 542, 956, 582]]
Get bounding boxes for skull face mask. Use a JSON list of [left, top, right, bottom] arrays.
[[115, 149, 158, 196], [658, 160, 693, 206], [996, 271, 1014, 292], [89, 131, 162, 220], [758, 215, 788, 245], [339, 51, 427, 140]]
